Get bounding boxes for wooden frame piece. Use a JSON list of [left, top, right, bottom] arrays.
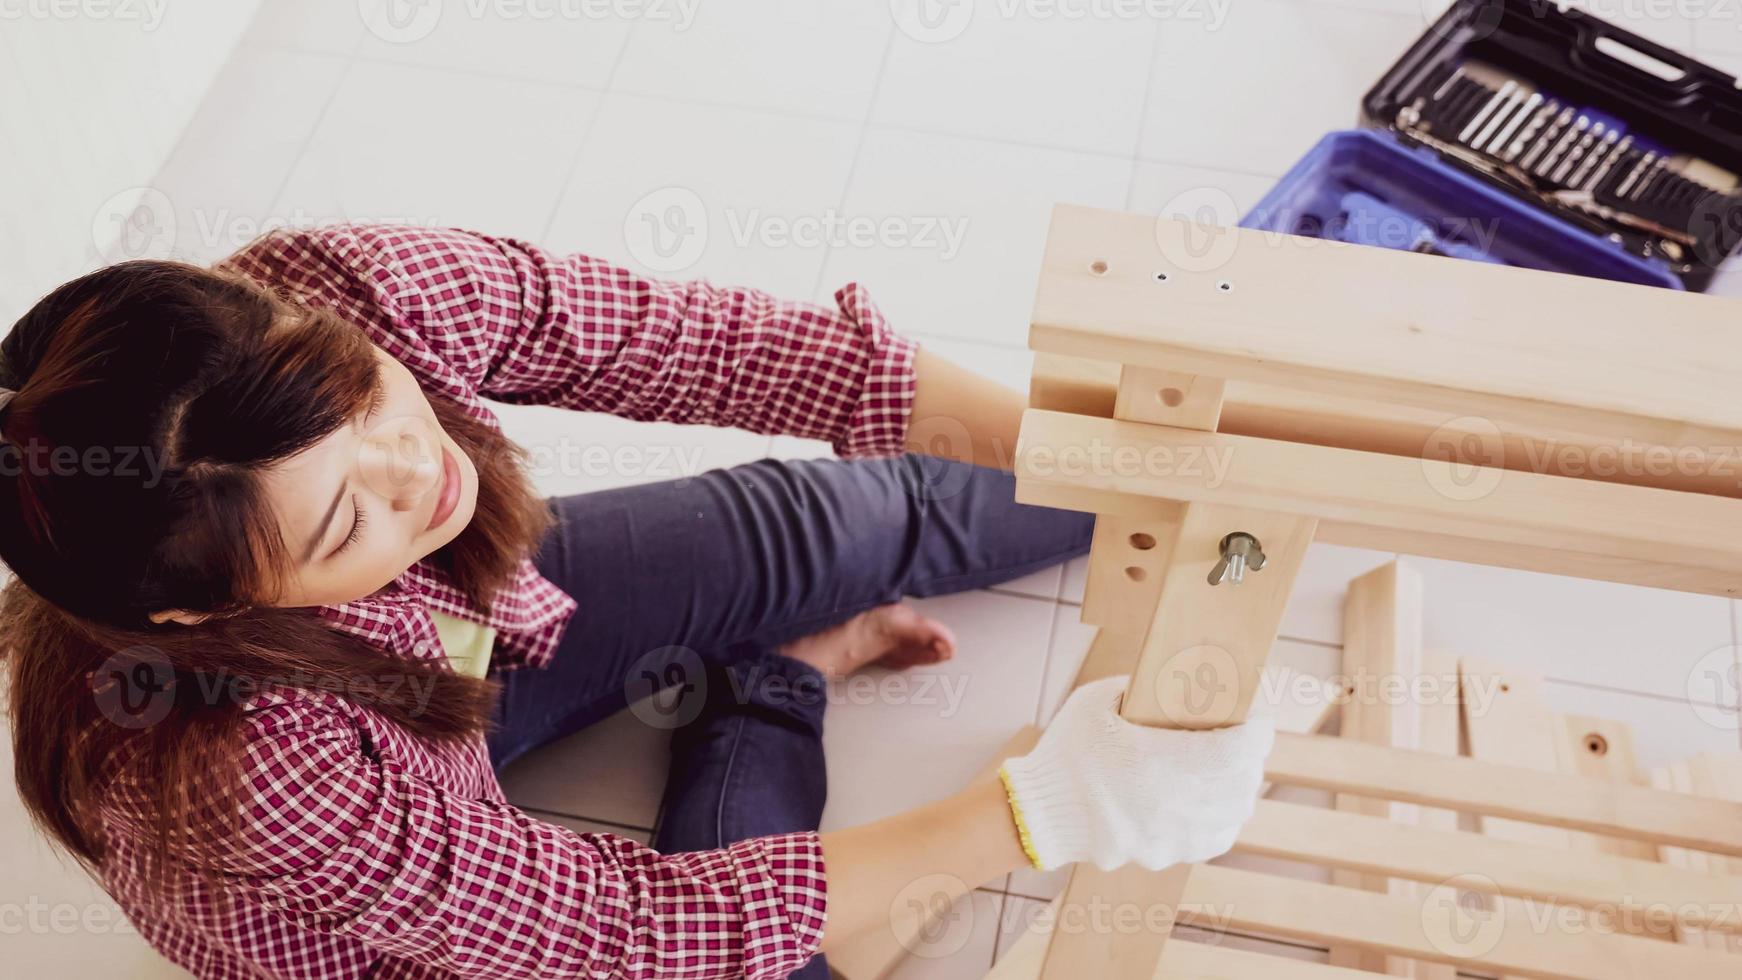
[[989, 203, 1742, 980]]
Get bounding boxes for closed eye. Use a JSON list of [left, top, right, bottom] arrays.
[[333, 496, 367, 557]]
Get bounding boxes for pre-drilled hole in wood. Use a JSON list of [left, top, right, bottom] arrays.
[[1124, 566, 1146, 582], [1090, 260, 1109, 276], [1584, 733, 1609, 756], [1129, 532, 1157, 550], [1158, 387, 1185, 407]]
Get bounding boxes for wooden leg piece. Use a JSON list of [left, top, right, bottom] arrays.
[[1036, 502, 1316, 980]]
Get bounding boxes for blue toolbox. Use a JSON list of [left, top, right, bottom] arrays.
[[1241, 0, 1742, 290]]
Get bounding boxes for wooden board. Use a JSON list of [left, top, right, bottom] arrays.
[[1264, 732, 1742, 857], [1014, 408, 1742, 587], [1328, 562, 1453, 979], [1029, 351, 1742, 500], [1037, 504, 1314, 980], [1027, 204, 1742, 457], [993, 864, 1741, 980]]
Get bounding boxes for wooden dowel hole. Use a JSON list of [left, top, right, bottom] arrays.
[[1129, 532, 1157, 551], [1124, 566, 1146, 582], [1158, 387, 1185, 408]]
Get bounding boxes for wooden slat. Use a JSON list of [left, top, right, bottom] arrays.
[[1182, 864, 1740, 980], [1461, 658, 1580, 980], [1029, 351, 1742, 501], [1028, 204, 1742, 455], [1329, 562, 1454, 979], [990, 896, 1392, 980], [1231, 798, 1742, 929], [1264, 732, 1742, 857], [1021, 474, 1742, 599], [1014, 409, 1742, 583]]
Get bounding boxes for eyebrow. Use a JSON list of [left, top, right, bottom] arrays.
[[301, 483, 348, 564]]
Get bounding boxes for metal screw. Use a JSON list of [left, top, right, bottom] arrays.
[[1208, 532, 1266, 586]]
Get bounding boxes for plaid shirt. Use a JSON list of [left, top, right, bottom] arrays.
[[94, 224, 918, 979]]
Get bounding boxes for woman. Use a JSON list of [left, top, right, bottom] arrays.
[[0, 224, 1272, 979]]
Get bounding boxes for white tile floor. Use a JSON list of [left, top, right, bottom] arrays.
[[11, 1, 1742, 975]]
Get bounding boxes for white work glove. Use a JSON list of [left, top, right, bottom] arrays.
[[997, 675, 1274, 872]]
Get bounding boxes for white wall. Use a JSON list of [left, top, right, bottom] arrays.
[[0, 0, 263, 324], [1, 4, 260, 975]]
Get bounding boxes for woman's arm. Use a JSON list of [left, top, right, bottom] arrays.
[[907, 346, 1026, 471], [219, 226, 917, 458], [818, 773, 1026, 951]]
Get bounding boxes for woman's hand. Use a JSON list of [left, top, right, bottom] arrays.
[[998, 676, 1275, 871]]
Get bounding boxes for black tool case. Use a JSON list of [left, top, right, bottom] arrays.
[[1243, 0, 1742, 291]]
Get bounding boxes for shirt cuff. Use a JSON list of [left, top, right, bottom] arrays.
[[734, 831, 829, 980], [829, 283, 918, 459]]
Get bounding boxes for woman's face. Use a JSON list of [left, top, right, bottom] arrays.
[[255, 343, 479, 608]]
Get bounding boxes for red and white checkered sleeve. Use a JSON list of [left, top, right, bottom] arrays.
[[219, 225, 918, 457], [200, 700, 828, 980]]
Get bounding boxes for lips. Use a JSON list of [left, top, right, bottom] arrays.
[[426, 444, 460, 531]]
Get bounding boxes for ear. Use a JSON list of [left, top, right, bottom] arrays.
[[148, 609, 213, 626]]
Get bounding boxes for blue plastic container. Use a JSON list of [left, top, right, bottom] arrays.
[[1240, 129, 1683, 290]]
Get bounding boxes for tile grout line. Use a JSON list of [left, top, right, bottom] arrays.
[[535, 19, 641, 244], [805, 20, 899, 303], [259, 26, 372, 221], [1123, 13, 1172, 211]]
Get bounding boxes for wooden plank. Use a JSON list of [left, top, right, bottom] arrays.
[[1654, 755, 1742, 951], [1329, 563, 1454, 979], [1029, 348, 1742, 501], [1461, 658, 1578, 980], [1014, 409, 1742, 584], [1018, 477, 1742, 598], [1264, 732, 1742, 857], [1179, 863, 1741, 980], [990, 896, 1395, 980], [1028, 204, 1742, 454], [1038, 504, 1314, 980], [1228, 798, 1742, 930]]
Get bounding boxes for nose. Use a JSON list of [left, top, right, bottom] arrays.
[[359, 416, 441, 511]]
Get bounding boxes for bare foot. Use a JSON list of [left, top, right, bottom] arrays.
[[779, 603, 957, 678]]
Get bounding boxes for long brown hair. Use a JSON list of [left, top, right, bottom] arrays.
[[0, 255, 552, 891]]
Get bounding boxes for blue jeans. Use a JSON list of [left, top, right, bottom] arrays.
[[487, 454, 1092, 976]]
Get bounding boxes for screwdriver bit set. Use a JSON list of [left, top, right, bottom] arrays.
[[1241, 0, 1742, 291]]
